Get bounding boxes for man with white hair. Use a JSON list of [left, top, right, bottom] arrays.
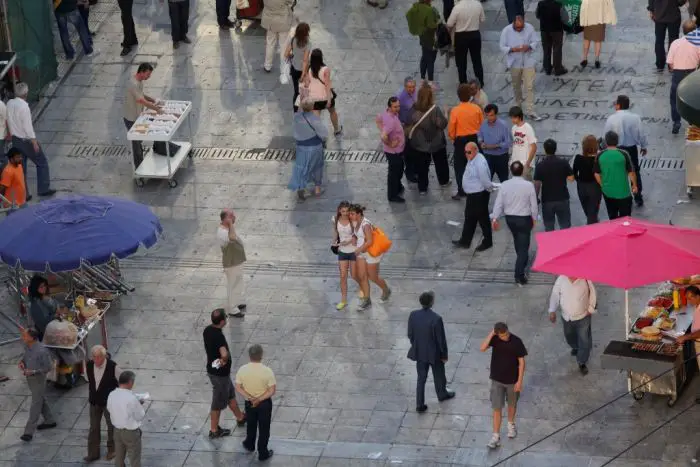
[[84, 345, 122, 462], [453, 142, 494, 251], [7, 82, 56, 200]]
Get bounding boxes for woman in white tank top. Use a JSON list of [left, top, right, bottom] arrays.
[[303, 48, 343, 136], [332, 201, 360, 310], [349, 204, 391, 311]]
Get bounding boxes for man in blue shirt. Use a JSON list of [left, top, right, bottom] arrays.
[[453, 142, 494, 251], [603, 95, 648, 207], [499, 16, 542, 121], [396, 77, 418, 183], [478, 104, 512, 182]]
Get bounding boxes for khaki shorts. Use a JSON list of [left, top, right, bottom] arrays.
[[490, 380, 519, 410]]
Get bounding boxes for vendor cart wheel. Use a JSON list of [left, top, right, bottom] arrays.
[[632, 391, 645, 401], [135, 178, 145, 187], [667, 397, 677, 407], [168, 179, 178, 188]]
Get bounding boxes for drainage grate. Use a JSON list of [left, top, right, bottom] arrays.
[[639, 158, 684, 170]]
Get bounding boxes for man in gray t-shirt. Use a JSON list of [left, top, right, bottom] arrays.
[[123, 63, 161, 168], [19, 328, 55, 441]]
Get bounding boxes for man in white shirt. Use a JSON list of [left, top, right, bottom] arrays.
[[490, 161, 538, 286], [219, 209, 247, 317], [106, 371, 145, 467], [548, 275, 597, 375], [509, 106, 537, 179], [446, 0, 485, 86], [7, 82, 55, 200]]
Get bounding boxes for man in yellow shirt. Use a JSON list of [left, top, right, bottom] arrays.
[[235, 344, 276, 462], [448, 84, 484, 200]]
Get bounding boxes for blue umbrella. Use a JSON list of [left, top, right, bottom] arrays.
[[0, 195, 162, 272]]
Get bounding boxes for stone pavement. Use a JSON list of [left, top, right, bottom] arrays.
[[0, 0, 699, 465]]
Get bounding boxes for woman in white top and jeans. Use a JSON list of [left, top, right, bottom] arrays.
[[332, 201, 360, 310], [303, 49, 342, 136], [284, 22, 311, 113], [349, 204, 390, 311]]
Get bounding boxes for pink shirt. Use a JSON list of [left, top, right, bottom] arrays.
[[378, 110, 405, 154], [666, 37, 700, 71]]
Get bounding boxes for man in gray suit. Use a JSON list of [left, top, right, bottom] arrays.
[[407, 291, 455, 413]]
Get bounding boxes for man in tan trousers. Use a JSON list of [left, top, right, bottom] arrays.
[[218, 209, 247, 317]]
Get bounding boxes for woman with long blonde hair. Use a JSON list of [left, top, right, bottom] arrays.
[[332, 201, 360, 310]]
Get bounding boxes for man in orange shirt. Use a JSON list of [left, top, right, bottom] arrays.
[[0, 148, 27, 211], [449, 84, 484, 200]]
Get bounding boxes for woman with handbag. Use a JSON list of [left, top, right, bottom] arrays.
[[303, 49, 343, 136], [261, 0, 295, 72], [284, 22, 311, 112], [350, 204, 391, 311], [288, 100, 328, 200], [332, 201, 360, 310], [407, 82, 451, 194]]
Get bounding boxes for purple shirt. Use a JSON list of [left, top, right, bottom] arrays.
[[396, 89, 416, 125], [379, 110, 405, 154]]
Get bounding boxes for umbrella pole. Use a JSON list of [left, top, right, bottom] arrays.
[[625, 289, 631, 392]]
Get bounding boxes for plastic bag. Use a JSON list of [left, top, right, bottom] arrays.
[[280, 60, 291, 85], [43, 319, 79, 347]]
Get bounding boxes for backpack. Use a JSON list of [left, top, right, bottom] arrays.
[[436, 23, 451, 48], [406, 4, 426, 36]]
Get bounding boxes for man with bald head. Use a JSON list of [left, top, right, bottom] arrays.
[[85, 345, 122, 462], [453, 142, 494, 251], [218, 209, 247, 317]]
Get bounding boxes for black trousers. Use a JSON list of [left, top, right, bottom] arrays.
[[577, 181, 601, 224], [168, 0, 190, 42], [618, 145, 642, 202], [243, 399, 272, 458], [216, 0, 232, 25], [420, 45, 438, 81], [413, 147, 451, 190], [454, 31, 483, 86], [655, 20, 680, 70], [484, 153, 509, 182], [603, 195, 632, 220], [442, 0, 454, 23], [453, 134, 479, 196], [459, 190, 492, 246], [541, 31, 564, 73], [505, 215, 532, 281], [117, 0, 137, 47], [670, 69, 692, 124], [290, 65, 302, 112], [404, 141, 417, 182], [416, 360, 448, 408], [386, 152, 405, 200]]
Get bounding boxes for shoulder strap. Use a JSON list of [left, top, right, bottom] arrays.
[[408, 105, 436, 140], [301, 113, 321, 140]]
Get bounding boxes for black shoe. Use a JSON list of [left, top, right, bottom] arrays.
[[173, 41, 180, 49], [451, 192, 466, 201], [120, 46, 132, 56], [438, 391, 455, 402], [219, 23, 231, 30], [544, 68, 552, 75], [655, 67, 664, 73], [208, 427, 232, 439], [259, 450, 274, 461], [571, 348, 578, 356], [26, 194, 32, 202], [242, 441, 255, 452], [416, 404, 428, 413], [237, 304, 247, 312], [398, 185, 405, 195], [672, 122, 681, 134], [475, 243, 493, 252], [635, 197, 644, 208], [20, 434, 32, 442], [452, 240, 470, 248], [516, 276, 528, 286], [388, 197, 405, 203], [406, 177, 418, 184], [695, 396, 700, 404], [554, 68, 568, 76], [579, 364, 589, 375], [580, 60, 588, 68], [594, 60, 601, 68], [182, 36, 192, 44], [37, 422, 56, 430], [39, 189, 56, 197]]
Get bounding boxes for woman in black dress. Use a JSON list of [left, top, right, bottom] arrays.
[[573, 134, 602, 224]]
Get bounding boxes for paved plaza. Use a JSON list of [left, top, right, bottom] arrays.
[[0, 0, 699, 465]]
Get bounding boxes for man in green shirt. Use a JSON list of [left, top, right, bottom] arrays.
[[406, 0, 441, 84], [593, 131, 638, 220]]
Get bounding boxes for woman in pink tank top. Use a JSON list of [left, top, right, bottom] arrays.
[[302, 49, 342, 136]]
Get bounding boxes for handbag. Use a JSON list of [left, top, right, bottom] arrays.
[[367, 225, 392, 257], [408, 105, 436, 140]]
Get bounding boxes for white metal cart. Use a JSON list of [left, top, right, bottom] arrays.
[[126, 100, 193, 188], [684, 140, 700, 197]]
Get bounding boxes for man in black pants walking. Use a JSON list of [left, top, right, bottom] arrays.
[[235, 345, 277, 462], [453, 142, 494, 251], [447, 0, 485, 86], [117, 0, 137, 56], [648, 0, 684, 72], [535, 0, 568, 75], [407, 291, 455, 413], [168, 0, 191, 49]]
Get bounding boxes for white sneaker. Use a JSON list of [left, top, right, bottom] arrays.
[[507, 422, 517, 439], [528, 113, 543, 122], [487, 433, 500, 449]]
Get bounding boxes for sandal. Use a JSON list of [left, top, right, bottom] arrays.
[[297, 189, 306, 202]]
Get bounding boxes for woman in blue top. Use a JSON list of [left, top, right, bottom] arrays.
[[28, 275, 57, 340], [289, 99, 328, 201]]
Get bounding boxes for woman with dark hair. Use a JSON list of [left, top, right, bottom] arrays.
[[303, 48, 342, 136], [28, 275, 58, 340], [573, 134, 602, 224], [349, 204, 391, 311], [407, 82, 450, 193], [332, 201, 359, 310], [284, 22, 312, 112]]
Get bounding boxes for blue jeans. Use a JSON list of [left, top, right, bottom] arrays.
[[671, 69, 692, 124], [12, 136, 51, 197], [562, 314, 592, 365], [505, 215, 532, 281], [55, 9, 93, 58], [542, 200, 571, 232]]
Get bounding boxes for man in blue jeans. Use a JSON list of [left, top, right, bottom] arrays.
[[548, 275, 596, 375], [54, 0, 93, 60], [533, 138, 573, 231]]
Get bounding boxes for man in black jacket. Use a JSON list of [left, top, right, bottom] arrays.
[[407, 292, 455, 413], [648, 0, 687, 71], [536, 0, 568, 75], [85, 345, 121, 462]]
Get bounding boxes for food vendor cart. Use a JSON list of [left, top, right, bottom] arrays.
[[0, 195, 162, 384], [126, 100, 193, 188]]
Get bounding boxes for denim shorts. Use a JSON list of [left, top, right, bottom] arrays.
[[490, 380, 519, 410], [338, 252, 356, 261]]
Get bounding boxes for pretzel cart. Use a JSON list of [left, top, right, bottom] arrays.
[[127, 100, 193, 188]]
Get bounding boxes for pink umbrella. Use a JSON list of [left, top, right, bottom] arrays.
[[533, 217, 700, 338]]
